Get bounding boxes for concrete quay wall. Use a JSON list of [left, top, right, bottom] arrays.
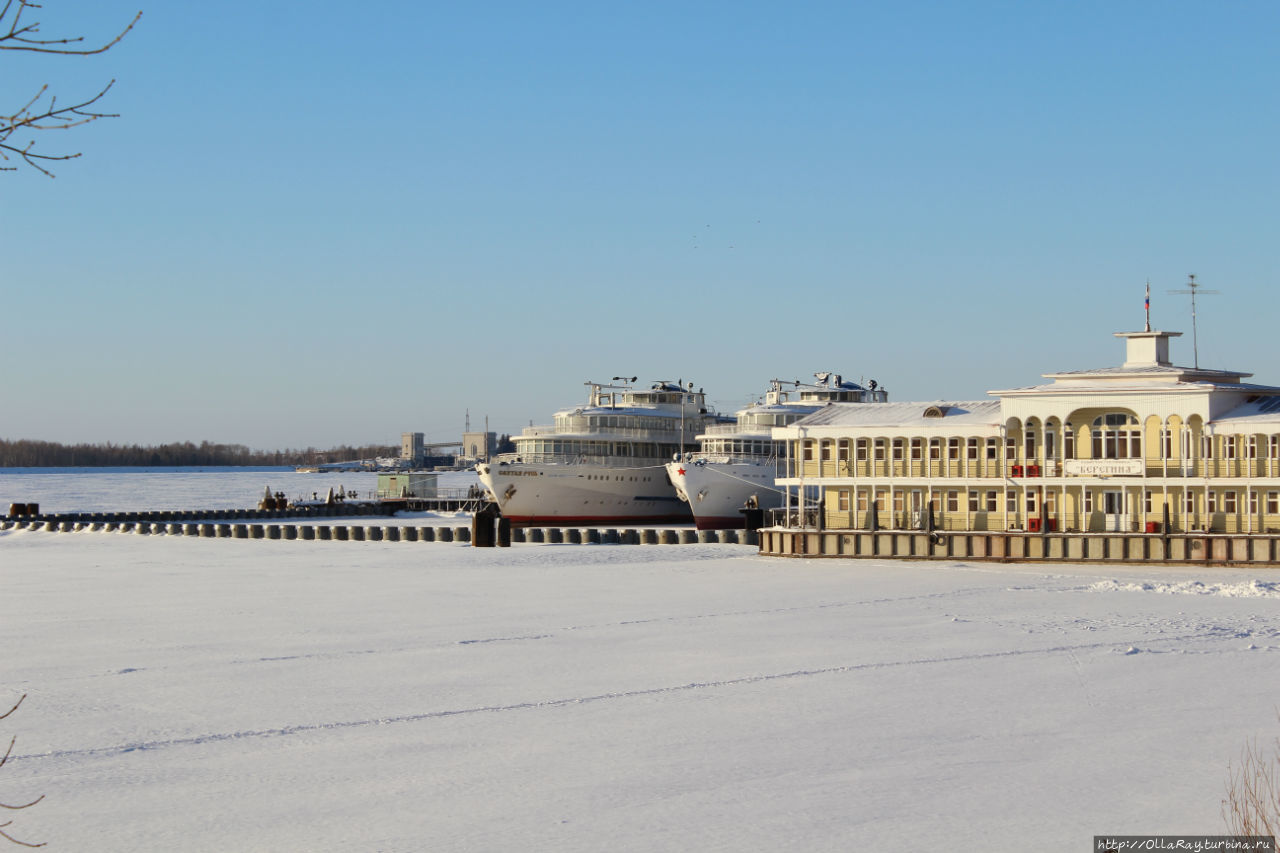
[[758, 528, 1280, 566]]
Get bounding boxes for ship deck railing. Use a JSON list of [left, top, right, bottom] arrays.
[[676, 452, 782, 466], [491, 453, 673, 468]]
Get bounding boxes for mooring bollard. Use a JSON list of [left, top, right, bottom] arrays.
[[419, 527, 436, 542], [545, 528, 563, 544], [265, 525, 281, 540], [525, 527, 544, 543], [334, 526, 350, 541], [438, 527, 455, 543], [738, 529, 755, 545], [315, 526, 331, 541], [507, 525, 523, 544], [566, 528, 582, 544], [294, 526, 310, 540], [639, 529, 658, 544], [384, 526, 400, 542], [677, 529, 696, 544], [456, 527, 471, 543], [401, 526, 418, 542], [364, 526, 382, 542], [718, 529, 739, 544], [350, 527, 365, 541]]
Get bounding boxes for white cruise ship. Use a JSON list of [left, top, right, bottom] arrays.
[[476, 379, 731, 525], [666, 374, 888, 529]]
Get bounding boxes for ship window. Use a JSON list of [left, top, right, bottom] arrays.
[[910, 439, 923, 460], [838, 440, 851, 461], [949, 438, 961, 460], [856, 439, 869, 461]]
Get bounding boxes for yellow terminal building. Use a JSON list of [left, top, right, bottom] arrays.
[[773, 326, 1280, 536]]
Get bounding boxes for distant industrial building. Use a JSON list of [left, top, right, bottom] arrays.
[[461, 431, 498, 464], [400, 431, 459, 469]]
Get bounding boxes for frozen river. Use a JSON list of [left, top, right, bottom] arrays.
[[0, 467, 481, 514]]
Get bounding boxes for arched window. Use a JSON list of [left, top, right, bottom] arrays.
[[1091, 413, 1141, 459]]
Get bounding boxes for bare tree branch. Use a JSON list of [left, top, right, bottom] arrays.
[[0, 695, 45, 848], [1, 1, 141, 55], [1, 1, 141, 176]]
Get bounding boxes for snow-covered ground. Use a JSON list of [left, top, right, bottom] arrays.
[[2, 472, 1279, 850]]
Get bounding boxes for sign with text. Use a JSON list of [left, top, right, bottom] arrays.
[[1065, 459, 1144, 477]]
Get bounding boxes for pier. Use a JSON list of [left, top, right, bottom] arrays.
[[757, 526, 1280, 567], [1, 503, 754, 546]]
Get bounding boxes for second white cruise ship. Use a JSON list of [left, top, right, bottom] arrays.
[[667, 373, 888, 529], [476, 379, 730, 525]]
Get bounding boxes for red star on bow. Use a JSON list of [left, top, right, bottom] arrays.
[[676, 467, 686, 476]]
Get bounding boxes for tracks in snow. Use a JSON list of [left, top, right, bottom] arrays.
[[19, 627, 1253, 765]]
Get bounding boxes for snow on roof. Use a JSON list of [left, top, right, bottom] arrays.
[[1210, 395, 1280, 433], [789, 400, 1001, 429], [1045, 364, 1250, 379]]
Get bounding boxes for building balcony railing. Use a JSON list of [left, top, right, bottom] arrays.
[[776, 457, 1280, 481]]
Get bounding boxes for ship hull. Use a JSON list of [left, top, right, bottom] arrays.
[[666, 458, 784, 530], [478, 461, 691, 526]]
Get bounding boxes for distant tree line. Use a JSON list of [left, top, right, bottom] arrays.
[[0, 439, 400, 468]]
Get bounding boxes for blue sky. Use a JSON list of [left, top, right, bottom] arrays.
[[4, 1, 1277, 450]]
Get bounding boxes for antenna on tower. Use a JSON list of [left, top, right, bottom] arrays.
[[1144, 280, 1151, 333], [1168, 274, 1220, 369]]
